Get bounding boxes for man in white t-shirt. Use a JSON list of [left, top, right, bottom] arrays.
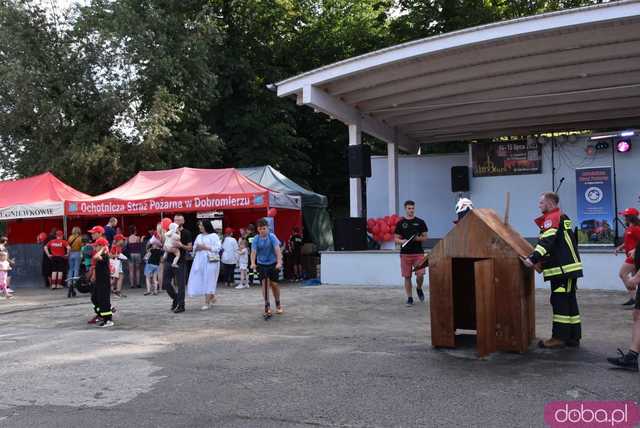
[[221, 228, 239, 287]]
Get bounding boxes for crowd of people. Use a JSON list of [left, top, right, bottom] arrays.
[[23, 215, 307, 325], [4, 194, 639, 369]]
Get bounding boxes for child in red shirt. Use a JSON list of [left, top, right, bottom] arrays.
[[616, 208, 640, 306], [44, 230, 69, 289]]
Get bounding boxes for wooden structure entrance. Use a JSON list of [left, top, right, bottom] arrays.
[[428, 208, 535, 357]]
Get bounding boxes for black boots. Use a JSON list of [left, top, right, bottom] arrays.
[[607, 349, 639, 372]]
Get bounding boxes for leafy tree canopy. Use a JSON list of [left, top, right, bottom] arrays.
[[0, 0, 606, 211]]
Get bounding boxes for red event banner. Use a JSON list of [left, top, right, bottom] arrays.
[[64, 192, 269, 216]]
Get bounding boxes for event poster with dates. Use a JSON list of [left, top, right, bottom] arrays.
[[472, 140, 542, 177]]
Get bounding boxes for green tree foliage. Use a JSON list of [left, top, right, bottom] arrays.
[[0, 0, 609, 210], [392, 0, 606, 41], [77, 0, 227, 173], [0, 0, 132, 191], [76, 0, 394, 212], [209, 0, 394, 212]]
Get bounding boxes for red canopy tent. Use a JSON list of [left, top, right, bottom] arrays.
[[0, 172, 91, 243], [64, 167, 302, 240]]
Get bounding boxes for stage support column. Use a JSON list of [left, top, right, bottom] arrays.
[[387, 134, 399, 215], [348, 122, 362, 218]]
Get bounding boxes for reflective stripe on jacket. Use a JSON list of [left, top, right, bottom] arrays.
[[529, 208, 583, 281]]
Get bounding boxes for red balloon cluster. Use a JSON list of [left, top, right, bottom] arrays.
[[367, 215, 401, 243]]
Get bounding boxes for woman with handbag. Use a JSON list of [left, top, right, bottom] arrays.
[[187, 220, 221, 310]]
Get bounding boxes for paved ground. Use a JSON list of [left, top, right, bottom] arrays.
[[0, 284, 638, 427]]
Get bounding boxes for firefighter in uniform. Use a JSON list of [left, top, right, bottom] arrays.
[[92, 237, 114, 327], [87, 226, 105, 324], [522, 192, 582, 349], [86, 226, 114, 327]]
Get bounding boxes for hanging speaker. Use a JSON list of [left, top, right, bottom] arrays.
[[451, 166, 470, 192], [348, 145, 372, 178]]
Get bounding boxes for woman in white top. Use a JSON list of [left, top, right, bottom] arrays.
[[188, 220, 222, 310], [220, 228, 239, 287]]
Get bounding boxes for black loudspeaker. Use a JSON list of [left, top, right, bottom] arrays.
[[333, 217, 367, 251], [348, 145, 372, 178], [451, 166, 470, 192]]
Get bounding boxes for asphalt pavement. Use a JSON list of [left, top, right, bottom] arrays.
[[0, 284, 638, 427]]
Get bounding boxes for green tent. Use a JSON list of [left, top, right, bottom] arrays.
[[238, 165, 333, 250]]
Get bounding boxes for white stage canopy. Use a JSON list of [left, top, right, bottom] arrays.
[[274, 0, 640, 216]]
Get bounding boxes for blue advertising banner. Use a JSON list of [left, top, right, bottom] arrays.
[[575, 167, 615, 245]]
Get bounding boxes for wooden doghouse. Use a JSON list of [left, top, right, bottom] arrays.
[[428, 208, 535, 357]]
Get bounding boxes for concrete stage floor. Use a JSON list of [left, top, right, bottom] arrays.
[[0, 284, 638, 427]]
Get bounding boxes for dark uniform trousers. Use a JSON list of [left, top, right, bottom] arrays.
[[91, 290, 99, 315], [94, 282, 112, 321], [163, 262, 187, 307], [550, 277, 581, 341], [530, 208, 583, 342], [92, 260, 112, 321]]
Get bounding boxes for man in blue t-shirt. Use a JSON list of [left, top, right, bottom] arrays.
[[251, 218, 283, 319]]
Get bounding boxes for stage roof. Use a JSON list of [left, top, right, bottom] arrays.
[[275, 1, 640, 151]]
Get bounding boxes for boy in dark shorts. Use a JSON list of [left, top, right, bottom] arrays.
[[250, 219, 283, 319], [607, 241, 640, 371]]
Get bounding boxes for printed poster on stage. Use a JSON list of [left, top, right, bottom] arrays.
[[575, 167, 615, 246], [472, 140, 542, 177]]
